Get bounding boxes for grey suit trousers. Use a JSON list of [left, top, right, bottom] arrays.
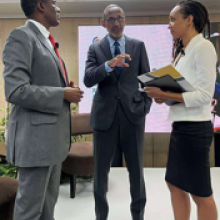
[[13, 164, 61, 220], [94, 103, 146, 220]]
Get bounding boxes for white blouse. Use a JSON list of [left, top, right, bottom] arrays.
[[168, 33, 217, 122]]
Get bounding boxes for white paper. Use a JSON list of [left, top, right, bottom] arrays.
[[138, 74, 154, 83], [177, 79, 195, 91]]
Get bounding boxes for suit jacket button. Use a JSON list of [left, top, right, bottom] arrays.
[[19, 87, 24, 93]]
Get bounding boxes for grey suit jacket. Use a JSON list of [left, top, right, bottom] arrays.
[[84, 35, 152, 131], [3, 21, 71, 167]]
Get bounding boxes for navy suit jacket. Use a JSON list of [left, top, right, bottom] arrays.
[[84, 35, 152, 131]]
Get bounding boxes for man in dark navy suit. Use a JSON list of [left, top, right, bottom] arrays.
[[84, 4, 152, 220]]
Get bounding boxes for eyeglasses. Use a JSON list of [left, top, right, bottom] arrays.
[[106, 16, 125, 24]]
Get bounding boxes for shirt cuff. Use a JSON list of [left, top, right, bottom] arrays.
[[182, 92, 192, 107], [105, 61, 114, 76]]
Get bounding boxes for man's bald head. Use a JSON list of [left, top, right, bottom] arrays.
[[103, 4, 125, 20]]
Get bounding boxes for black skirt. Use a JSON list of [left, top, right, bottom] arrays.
[[165, 121, 213, 197]]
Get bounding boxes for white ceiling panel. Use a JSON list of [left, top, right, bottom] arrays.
[[0, 0, 219, 19]]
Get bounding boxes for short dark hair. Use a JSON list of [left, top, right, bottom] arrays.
[[173, 0, 211, 59], [20, 0, 47, 17], [103, 4, 125, 20]]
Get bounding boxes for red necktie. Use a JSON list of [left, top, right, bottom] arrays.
[[48, 34, 68, 85]]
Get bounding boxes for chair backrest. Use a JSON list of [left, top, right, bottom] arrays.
[[0, 143, 6, 157], [71, 113, 93, 135]]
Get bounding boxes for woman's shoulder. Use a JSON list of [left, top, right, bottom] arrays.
[[196, 36, 215, 51], [194, 36, 217, 58]]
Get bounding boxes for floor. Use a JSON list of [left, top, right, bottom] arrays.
[[55, 168, 220, 220]]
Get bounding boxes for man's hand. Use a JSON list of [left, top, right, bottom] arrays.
[[108, 53, 132, 68], [69, 81, 79, 89], [69, 81, 74, 88], [64, 87, 84, 103]]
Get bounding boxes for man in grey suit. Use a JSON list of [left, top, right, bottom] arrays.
[[84, 4, 152, 220], [2, 0, 83, 219]]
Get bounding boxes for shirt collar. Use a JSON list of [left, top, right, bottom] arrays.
[[107, 34, 125, 47], [184, 33, 204, 54], [27, 19, 50, 39]]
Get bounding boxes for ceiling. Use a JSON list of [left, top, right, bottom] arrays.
[[0, 0, 219, 19]]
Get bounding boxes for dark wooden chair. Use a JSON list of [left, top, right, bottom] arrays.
[[0, 176, 18, 220], [62, 113, 94, 198]]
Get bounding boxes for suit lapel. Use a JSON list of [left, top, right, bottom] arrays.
[[99, 35, 135, 81], [119, 36, 135, 80], [26, 22, 67, 85], [99, 36, 119, 80], [100, 36, 113, 61], [61, 58, 70, 86]]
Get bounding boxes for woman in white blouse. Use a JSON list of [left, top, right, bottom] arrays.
[[145, 1, 218, 220]]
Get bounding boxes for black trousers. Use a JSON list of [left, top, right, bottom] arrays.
[[93, 103, 146, 220]]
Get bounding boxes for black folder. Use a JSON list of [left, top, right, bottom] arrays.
[[143, 75, 186, 93], [138, 75, 186, 106]]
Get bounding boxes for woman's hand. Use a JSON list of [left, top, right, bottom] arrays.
[[154, 98, 167, 104], [145, 87, 184, 103], [144, 87, 164, 98]]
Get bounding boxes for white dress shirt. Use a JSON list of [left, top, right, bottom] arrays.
[[168, 33, 217, 122], [27, 19, 53, 49]]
